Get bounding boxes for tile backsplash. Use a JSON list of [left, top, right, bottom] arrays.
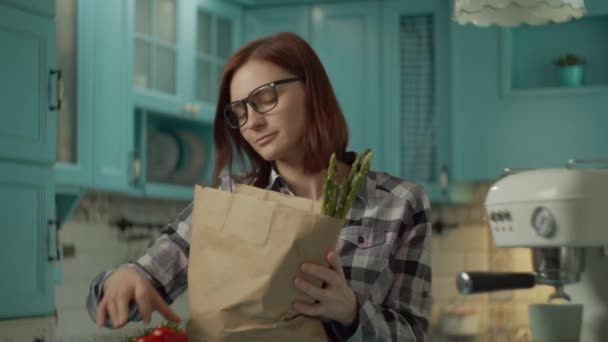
[[54, 185, 549, 341]]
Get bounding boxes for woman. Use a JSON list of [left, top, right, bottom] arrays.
[[87, 32, 432, 341]]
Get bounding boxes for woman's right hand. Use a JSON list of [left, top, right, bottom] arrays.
[[96, 265, 181, 328]]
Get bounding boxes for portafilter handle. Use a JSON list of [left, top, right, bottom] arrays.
[[457, 272, 537, 294]]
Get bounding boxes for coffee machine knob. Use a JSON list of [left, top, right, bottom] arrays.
[[531, 207, 556, 238]]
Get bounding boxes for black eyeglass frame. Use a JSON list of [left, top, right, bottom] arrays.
[[223, 76, 303, 129]]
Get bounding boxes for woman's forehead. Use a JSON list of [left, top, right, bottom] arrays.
[[230, 60, 291, 99]]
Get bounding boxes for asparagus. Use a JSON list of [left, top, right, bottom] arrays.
[[322, 153, 338, 216], [322, 150, 373, 219], [337, 150, 372, 218], [335, 149, 370, 217]]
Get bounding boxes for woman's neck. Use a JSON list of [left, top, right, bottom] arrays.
[[274, 158, 350, 201]]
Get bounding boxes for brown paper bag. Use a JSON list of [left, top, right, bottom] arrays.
[[187, 184, 345, 341]]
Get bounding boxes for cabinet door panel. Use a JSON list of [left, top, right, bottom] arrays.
[[243, 6, 310, 43], [0, 162, 54, 319], [0, 0, 55, 16], [312, 2, 381, 168], [0, 4, 55, 164]]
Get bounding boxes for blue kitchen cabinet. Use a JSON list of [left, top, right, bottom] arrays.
[[243, 5, 311, 43], [81, 0, 137, 194], [0, 0, 55, 17], [382, 0, 473, 202], [0, 162, 56, 319], [78, 0, 240, 199], [186, 0, 243, 122], [0, 2, 57, 319], [130, 0, 185, 115], [450, 0, 608, 182], [130, 0, 241, 122], [311, 2, 383, 169], [54, 0, 93, 188], [0, 4, 56, 165]]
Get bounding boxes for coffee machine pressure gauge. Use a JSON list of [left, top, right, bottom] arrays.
[[531, 207, 556, 238]]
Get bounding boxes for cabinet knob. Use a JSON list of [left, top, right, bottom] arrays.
[[192, 104, 200, 113], [184, 103, 193, 113]]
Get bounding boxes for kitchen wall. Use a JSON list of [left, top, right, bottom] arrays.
[[55, 185, 551, 341]]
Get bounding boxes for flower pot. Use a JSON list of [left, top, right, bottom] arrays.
[[558, 65, 584, 87]]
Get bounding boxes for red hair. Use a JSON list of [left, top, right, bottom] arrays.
[[212, 32, 349, 188]]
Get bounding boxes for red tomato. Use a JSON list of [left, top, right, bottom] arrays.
[[149, 326, 177, 342], [149, 326, 188, 342], [172, 332, 188, 342], [133, 336, 163, 342]]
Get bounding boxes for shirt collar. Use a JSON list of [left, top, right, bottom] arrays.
[[266, 153, 371, 205]]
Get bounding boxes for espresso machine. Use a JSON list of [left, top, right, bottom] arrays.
[[456, 160, 608, 341]]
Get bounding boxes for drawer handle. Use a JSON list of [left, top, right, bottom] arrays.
[[49, 69, 63, 111]]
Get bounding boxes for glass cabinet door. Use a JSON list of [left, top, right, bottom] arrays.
[[56, 0, 77, 166], [133, 0, 177, 95], [194, 9, 234, 104], [190, 1, 241, 119]]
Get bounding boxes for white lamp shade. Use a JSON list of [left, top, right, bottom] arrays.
[[453, 0, 587, 27]]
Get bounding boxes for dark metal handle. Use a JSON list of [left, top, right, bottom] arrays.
[[49, 69, 63, 111], [457, 272, 536, 294], [48, 219, 59, 261]]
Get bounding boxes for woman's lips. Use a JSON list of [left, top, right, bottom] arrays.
[[256, 132, 277, 146]]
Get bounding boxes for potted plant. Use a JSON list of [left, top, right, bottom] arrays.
[[553, 53, 586, 87]]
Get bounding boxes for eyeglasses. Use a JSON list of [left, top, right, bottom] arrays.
[[223, 77, 303, 129]]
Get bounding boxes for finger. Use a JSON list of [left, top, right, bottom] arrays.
[[134, 291, 153, 324], [115, 295, 130, 327], [107, 301, 119, 328], [294, 277, 329, 302], [292, 300, 325, 317], [327, 251, 345, 277], [301, 263, 339, 285], [96, 300, 108, 327], [151, 291, 181, 323]]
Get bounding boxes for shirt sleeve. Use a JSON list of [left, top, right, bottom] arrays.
[[325, 185, 433, 341], [86, 202, 194, 326]]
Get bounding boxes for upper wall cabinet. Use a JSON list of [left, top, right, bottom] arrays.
[[68, 0, 241, 198], [0, 2, 56, 165], [130, 0, 242, 122], [311, 2, 382, 169], [243, 5, 311, 43], [54, 0, 92, 188], [382, 0, 471, 202], [0, 0, 55, 16]]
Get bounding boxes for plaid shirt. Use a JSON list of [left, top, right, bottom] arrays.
[[87, 161, 432, 341]]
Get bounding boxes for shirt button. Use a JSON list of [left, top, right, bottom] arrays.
[[357, 236, 365, 244]]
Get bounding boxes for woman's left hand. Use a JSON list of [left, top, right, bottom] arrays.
[[293, 251, 358, 326]]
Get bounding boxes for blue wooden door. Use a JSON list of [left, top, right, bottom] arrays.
[[0, 4, 56, 165], [243, 5, 311, 43], [86, 0, 136, 194], [311, 2, 382, 170], [381, 0, 469, 202], [0, 159, 56, 318]]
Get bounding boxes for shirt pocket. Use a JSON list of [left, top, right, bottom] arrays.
[[340, 225, 386, 249]]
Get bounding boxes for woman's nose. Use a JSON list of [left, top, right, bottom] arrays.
[[244, 103, 266, 129]]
